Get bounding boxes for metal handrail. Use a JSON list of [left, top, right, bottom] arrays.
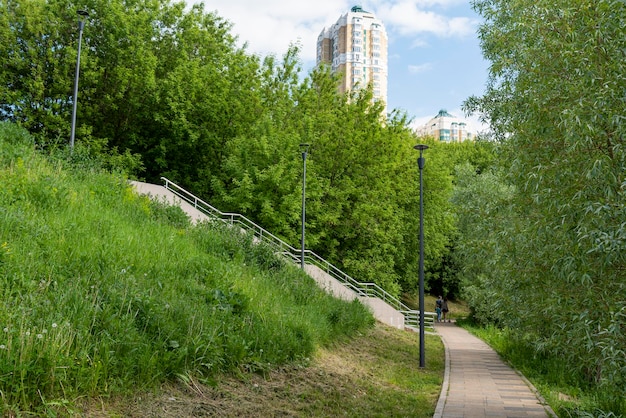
[[160, 177, 436, 330]]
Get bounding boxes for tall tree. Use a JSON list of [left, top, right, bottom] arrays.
[[465, 0, 626, 397], [0, 0, 76, 140], [0, 0, 262, 185]]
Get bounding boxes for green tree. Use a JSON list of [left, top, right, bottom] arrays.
[[465, 0, 626, 403], [2, 0, 494, 305], [422, 139, 496, 299], [0, 0, 76, 140], [0, 0, 262, 185], [451, 162, 517, 322]]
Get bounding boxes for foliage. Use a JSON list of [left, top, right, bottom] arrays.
[[415, 139, 497, 298], [208, 47, 455, 298], [451, 162, 517, 323], [0, 0, 261, 183], [1, 0, 490, 302], [462, 0, 626, 410], [0, 123, 373, 414]]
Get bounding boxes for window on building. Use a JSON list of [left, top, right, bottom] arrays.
[[352, 46, 361, 52], [451, 123, 458, 140]]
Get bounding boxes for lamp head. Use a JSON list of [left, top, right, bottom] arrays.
[[77, 9, 89, 18], [299, 143, 310, 153], [414, 144, 428, 169]]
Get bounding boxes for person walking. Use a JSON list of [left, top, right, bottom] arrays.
[[435, 295, 443, 322], [442, 297, 450, 322]]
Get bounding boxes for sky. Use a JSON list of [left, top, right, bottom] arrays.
[[194, 0, 490, 133]]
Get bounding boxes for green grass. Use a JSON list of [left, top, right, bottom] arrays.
[[0, 122, 376, 415], [459, 320, 626, 417], [77, 323, 445, 417]]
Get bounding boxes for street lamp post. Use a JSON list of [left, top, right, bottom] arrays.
[[300, 143, 310, 269], [70, 9, 89, 151], [414, 144, 429, 368]]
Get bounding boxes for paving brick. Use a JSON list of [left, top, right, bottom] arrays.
[[433, 322, 555, 418]]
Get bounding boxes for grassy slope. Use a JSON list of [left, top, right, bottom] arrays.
[[0, 123, 444, 416], [81, 325, 444, 417]]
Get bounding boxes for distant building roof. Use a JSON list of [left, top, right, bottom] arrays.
[[415, 109, 474, 142], [351, 5, 370, 13]]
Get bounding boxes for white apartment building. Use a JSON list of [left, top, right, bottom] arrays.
[[415, 109, 474, 142], [316, 6, 388, 106]]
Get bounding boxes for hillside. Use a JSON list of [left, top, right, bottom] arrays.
[[0, 122, 443, 416], [80, 324, 444, 417]]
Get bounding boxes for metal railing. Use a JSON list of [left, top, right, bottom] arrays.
[[160, 177, 436, 331]]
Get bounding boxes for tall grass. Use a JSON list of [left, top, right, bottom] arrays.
[[0, 122, 374, 415]]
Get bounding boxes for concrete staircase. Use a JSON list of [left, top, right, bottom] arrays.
[[130, 179, 434, 332]]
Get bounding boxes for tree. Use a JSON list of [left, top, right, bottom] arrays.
[[211, 52, 424, 296], [424, 140, 496, 299], [0, 0, 76, 140], [465, 0, 626, 400], [451, 162, 517, 323], [0, 0, 262, 185]]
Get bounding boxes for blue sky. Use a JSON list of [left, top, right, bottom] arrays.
[[196, 0, 490, 132]]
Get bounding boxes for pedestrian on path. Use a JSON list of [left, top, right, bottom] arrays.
[[442, 297, 449, 322], [435, 295, 443, 322]]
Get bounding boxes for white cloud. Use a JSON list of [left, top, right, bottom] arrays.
[[409, 38, 429, 48], [408, 63, 433, 74], [375, 1, 477, 38], [187, 1, 488, 122], [197, 0, 353, 63], [448, 107, 489, 133], [410, 114, 433, 130], [194, 1, 478, 63]]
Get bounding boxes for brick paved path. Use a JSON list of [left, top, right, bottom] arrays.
[[434, 322, 555, 418]]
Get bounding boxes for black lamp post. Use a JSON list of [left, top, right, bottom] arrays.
[[300, 143, 310, 269], [70, 9, 89, 151], [414, 144, 429, 368]]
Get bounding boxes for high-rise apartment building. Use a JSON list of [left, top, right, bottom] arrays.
[[316, 6, 388, 106], [415, 110, 474, 142]]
